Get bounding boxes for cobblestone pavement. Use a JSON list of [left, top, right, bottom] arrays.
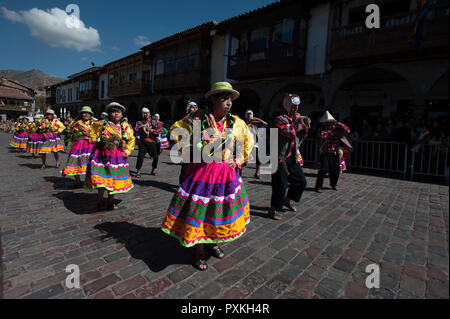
[[0, 132, 448, 299]]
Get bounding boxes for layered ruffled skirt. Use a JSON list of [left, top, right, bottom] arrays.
[[159, 135, 170, 149], [161, 162, 250, 248], [62, 139, 94, 176], [84, 144, 134, 194], [26, 133, 44, 154], [10, 132, 28, 149], [41, 133, 64, 153]]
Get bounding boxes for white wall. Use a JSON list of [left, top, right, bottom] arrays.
[[305, 3, 331, 75], [210, 33, 236, 84]]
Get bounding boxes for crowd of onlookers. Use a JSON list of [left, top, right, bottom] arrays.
[[0, 119, 16, 133], [341, 116, 449, 152]]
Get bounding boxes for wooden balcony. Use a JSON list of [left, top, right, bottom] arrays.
[[79, 89, 98, 101], [330, 2, 449, 65], [154, 70, 207, 93], [108, 80, 152, 97], [227, 54, 305, 80], [0, 104, 31, 112]]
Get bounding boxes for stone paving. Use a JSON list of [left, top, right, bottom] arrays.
[[0, 132, 448, 299]]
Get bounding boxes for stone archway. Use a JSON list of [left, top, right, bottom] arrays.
[[425, 69, 449, 120], [331, 67, 415, 128], [157, 98, 171, 121], [128, 102, 138, 126], [231, 89, 260, 120]]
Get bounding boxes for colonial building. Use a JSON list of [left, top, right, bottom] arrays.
[[0, 78, 35, 119], [48, 0, 449, 126]]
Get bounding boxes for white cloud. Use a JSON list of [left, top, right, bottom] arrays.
[[1, 6, 101, 51], [134, 35, 151, 46]]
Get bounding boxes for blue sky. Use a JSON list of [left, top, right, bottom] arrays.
[[0, 0, 276, 79]]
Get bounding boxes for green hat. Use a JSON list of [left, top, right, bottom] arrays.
[[35, 114, 44, 119], [205, 82, 240, 101], [79, 106, 93, 115]]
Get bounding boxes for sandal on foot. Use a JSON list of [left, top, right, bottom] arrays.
[[135, 173, 141, 178], [40, 164, 46, 170], [268, 209, 282, 220], [107, 203, 119, 210], [208, 246, 225, 259], [194, 259, 208, 271], [284, 200, 297, 212]]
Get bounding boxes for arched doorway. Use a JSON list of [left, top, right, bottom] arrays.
[[231, 89, 260, 120], [128, 102, 138, 126], [332, 68, 414, 130], [157, 98, 171, 122], [175, 97, 190, 120], [426, 70, 449, 121]]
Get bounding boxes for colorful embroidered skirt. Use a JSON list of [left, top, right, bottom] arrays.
[[62, 139, 94, 176], [41, 133, 64, 153], [10, 132, 28, 148], [84, 144, 134, 194], [315, 158, 346, 173], [26, 133, 44, 154], [159, 135, 170, 149], [161, 162, 250, 248]]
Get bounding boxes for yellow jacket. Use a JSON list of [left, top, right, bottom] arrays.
[[170, 113, 254, 166], [89, 120, 136, 155], [42, 119, 66, 134]]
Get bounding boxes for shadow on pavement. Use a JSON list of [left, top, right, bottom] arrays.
[[52, 191, 117, 215], [247, 180, 271, 186], [94, 221, 192, 272], [44, 176, 77, 190], [132, 179, 178, 193], [18, 163, 43, 169]]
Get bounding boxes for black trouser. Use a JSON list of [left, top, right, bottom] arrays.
[[136, 141, 159, 170], [315, 152, 340, 189], [271, 155, 307, 211]]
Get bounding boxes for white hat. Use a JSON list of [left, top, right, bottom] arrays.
[[106, 102, 126, 113], [283, 94, 301, 112], [154, 113, 160, 118], [320, 111, 337, 123], [45, 109, 55, 115], [186, 101, 198, 113], [101, 112, 108, 117], [141, 107, 150, 114]]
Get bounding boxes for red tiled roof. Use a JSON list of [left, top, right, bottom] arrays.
[[0, 85, 33, 100], [141, 21, 220, 50]]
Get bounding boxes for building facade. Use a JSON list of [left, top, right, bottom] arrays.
[[0, 78, 35, 119], [47, 0, 449, 127]]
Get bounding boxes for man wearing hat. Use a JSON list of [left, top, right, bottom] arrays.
[[268, 93, 309, 220], [62, 106, 95, 188], [100, 112, 108, 121], [314, 111, 350, 193], [134, 107, 162, 178], [244, 109, 268, 178]]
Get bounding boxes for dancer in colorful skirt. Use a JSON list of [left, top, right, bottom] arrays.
[[154, 114, 169, 153], [40, 109, 66, 169], [135, 108, 162, 178], [159, 127, 170, 150], [26, 114, 45, 157], [314, 111, 350, 193], [171, 100, 199, 184], [162, 82, 254, 271], [85, 102, 135, 210], [62, 106, 95, 188], [10, 116, 29, 150], [268, 94, 309, 220]]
